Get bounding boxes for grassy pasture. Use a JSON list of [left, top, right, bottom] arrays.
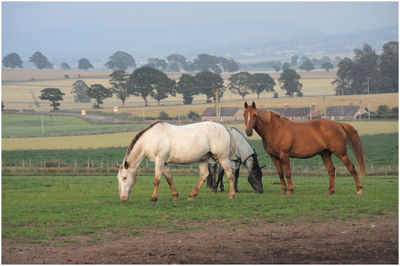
[[2, 114, 146, 138], [2, 174, 397, 241], [3, 134, 398, 173], [2, 120, 397, 150]]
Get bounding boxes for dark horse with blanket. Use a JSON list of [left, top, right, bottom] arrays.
[[243, 101, 365, 195], [207, 127, 264, 193]]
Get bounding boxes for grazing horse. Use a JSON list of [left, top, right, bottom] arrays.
[[243, 101, 365, 195], [207, 127, 264, 193], [116, 121, 237, 201]]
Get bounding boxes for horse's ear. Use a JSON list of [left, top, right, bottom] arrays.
[[115, 162, 121, 169], [251, 102, 256, 109], [244, 102, 248, 108]]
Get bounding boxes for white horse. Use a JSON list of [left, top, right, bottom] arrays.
[[116, 121, 237, 202]]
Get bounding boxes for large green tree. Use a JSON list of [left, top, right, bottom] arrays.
[[29, 52, 53, 69], [128, 66, 175, 106], [278, 69, 303, 97], [332, 43, 388, 95], [228, 72, 253, 100], [109, 70, 130, 106], [145, 58, 167, 71], [105, 51, 136, 71], [176, 74, 199, 105], [39, 88, 65, 110], [299, 58, 315, 72], [379, 41, 398, 93], [71, 80, 90, 103], [149, 72, 176, 106], [78, 58, 93, 70], [87, 84, 112, 108], [194, 71, 224, 103], [250, 73, 276, 99], [2, 53, 23, 68]]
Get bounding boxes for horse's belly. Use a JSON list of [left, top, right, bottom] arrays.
[[167, 140, 210, 164]]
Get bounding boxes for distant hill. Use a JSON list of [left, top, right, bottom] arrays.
[[3, 19, 397, 68]]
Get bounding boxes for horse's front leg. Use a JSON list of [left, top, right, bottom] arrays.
[[151, 159, 164, 202], [281, 155, 294, 195], [188, 160, 209, 200], [216, 167, 225, 192], [270, 155, 287, 195], [163, 164, 179, 200], [234, 169, 240, 193]]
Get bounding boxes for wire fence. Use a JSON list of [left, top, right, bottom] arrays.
[[2, 159, 397, 177]]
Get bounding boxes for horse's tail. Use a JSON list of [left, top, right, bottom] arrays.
[[339, 122, 366, 177]]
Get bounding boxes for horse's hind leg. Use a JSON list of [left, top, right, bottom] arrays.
[[337, 153, 363, 195], [270, 155, 287, 195], [163, 164, 179, 200], [321, 151, 336, 194], [188, 160, 209, 200]]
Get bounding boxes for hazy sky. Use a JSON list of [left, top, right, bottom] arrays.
[[3, 2, 397, 34], [2, 1, 398, 64]]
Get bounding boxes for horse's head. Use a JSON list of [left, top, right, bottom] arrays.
[[244, 101, 257, 137], [116, 160, 136, 201], [245, 155, 264, 193]]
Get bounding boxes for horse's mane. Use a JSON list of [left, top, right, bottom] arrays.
[[257, 109, 289, 121], [125, 120, 163, 157]]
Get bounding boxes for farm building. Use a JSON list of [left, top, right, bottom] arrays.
[[324, 105, 367, 120], [263, 104, 322, 121], [201, 107, 244, 121]]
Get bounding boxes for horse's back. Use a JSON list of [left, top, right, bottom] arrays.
[[144, 121, 231, 163]]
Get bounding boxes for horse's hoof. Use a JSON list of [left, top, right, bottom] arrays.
[[280, 191, 286, 196], [212, 189, 217, 193], [228, 194, 236, 199], [220, 189, 225, 192], [187, 197, 194, 201], [150, 197, 158, 202], [357, 190, 363, 195], [325, 191, 335, 195]]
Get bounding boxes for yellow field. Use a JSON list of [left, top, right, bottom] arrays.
[[2, 69, 352, 112], [2, 120, 398, 150]]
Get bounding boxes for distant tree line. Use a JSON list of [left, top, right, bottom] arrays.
[[332, 42, 398, 95], [2, 50, 239, 74], [41, 66, 302, 111], [243, 55, 341, 72]]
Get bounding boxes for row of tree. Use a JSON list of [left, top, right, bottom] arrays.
[[39, 66, 303, 110], [333, 41, 398, 95], [2, 51, 239, 73]]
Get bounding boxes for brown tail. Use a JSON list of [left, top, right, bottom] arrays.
[[340, 123, 366, 177]]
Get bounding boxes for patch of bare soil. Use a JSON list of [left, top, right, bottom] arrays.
[[3, 217, 397, 264]]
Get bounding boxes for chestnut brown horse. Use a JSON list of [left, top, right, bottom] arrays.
[[243, 101, 365, 195]]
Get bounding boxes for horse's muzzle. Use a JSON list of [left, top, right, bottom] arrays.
[[245, 129, 253, 136], [120, 195, 129, 201]]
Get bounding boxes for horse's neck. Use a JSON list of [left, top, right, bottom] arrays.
[[126, 140, 145, 171], [254, 110, 270, 136]]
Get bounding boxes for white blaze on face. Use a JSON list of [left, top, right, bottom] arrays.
[[117, 167, 136, 201], [247, 112, 251, 124]]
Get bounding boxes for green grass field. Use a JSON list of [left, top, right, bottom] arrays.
[[2, 134, 398, 175], [2, 114, 146, 137], [2, 174, 397, 242]]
